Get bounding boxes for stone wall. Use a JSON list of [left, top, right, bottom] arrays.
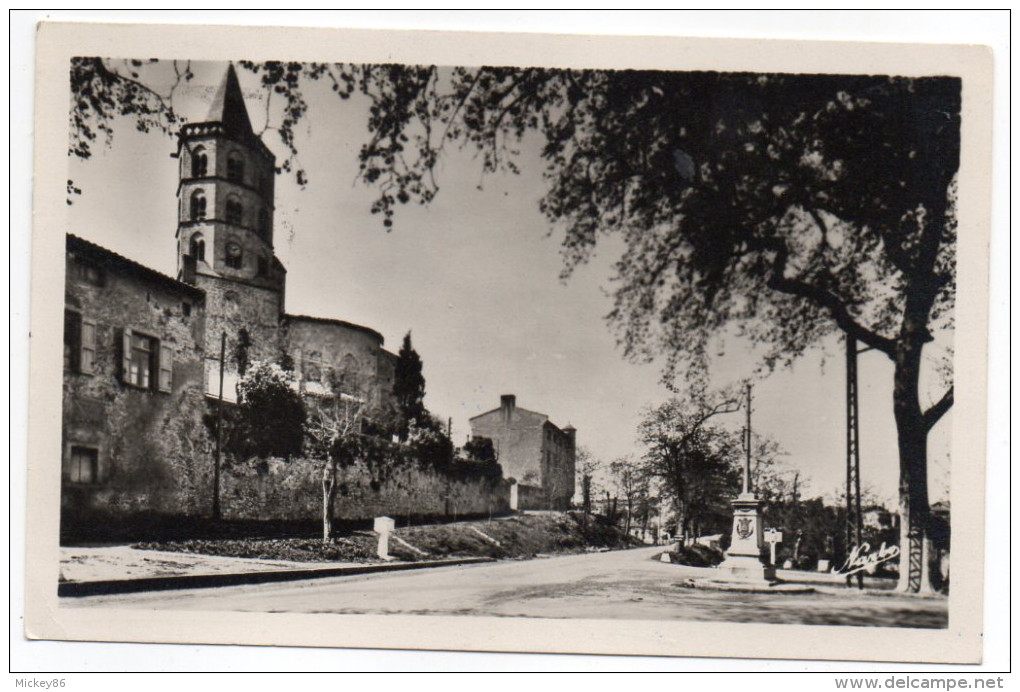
[[221, 455, 511, 523], [515, 483, 548, 511], [197, 275, 283, 367]]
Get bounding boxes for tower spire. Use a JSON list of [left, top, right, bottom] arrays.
[[206, 63, 254, 139]]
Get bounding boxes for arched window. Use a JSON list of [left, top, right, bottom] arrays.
[[227, 151, 245, 183], [257, 254, 269, 277], [225, 196, 243, 226], [191, 147, 208, 178], [188, 234, 206, 262], [339, 354, 360, 394], [225, 241, 243, 269], [189, 190, 206, 220]]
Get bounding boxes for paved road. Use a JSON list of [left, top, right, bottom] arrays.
[[65, 546, 946, 628]]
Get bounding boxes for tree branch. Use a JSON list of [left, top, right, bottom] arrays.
[[762, 238, 897, 357], [923, 386, 953, 431]]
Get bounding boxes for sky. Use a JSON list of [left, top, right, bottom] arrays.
[[67, 60, 954, 506]]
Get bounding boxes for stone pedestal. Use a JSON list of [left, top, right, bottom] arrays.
[[717, 494, 776, 582]]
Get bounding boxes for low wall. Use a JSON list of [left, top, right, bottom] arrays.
[[515, 482, 548, 511], [221, 455, 511, 524]]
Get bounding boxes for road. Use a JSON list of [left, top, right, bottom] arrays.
[[65, 546, 947, 628]]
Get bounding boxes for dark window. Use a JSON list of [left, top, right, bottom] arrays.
[[190, 190, 207, 220], [192, 148, 208, 177], [226, 198, 243, 226], [68, 446, 99, 484], [258, 209, 268, 236], [225, 242, 243, 269], [339, 354, 360, 394], [182, 301, 191, 317], [64, 310, 79, 371], [189, 235, 206, 262], [71, 258, 104, 287], [127, 332, 155, 389], [257, 255, 268, 277], [227, 151, 245, 183], [120, 329, 173, 392]]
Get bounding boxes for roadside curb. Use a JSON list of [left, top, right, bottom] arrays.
[[58, 556, 497, 598]]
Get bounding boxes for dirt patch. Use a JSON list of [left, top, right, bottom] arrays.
[[135, 512, 641, 563], [658, 544, 726, 567]]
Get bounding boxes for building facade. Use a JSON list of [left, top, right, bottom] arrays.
[[469, 394, 576, 510], [62, 235, 213, 525]]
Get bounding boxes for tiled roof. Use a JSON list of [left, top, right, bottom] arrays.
[[283, 313, 385, 344], [66, 234, 204, 300]]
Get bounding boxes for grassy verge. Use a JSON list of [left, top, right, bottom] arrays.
[[135, 512, 641, 563]]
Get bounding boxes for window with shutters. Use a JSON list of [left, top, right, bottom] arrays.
[[67, 445, 99, 484], [63, 310, 96, 374], [121, 328, 173, 392]]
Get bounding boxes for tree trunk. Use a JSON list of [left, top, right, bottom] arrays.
[[322, 455, 337, 543], [893, 321, 934, 593]]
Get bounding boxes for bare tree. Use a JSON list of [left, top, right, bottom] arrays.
[[575, 446, 603, 527], [304, 372, 372, 543]]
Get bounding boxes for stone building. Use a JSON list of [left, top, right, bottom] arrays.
[[61, 65, 404, 531], [62, 234, 212, 523], [469, 394, 576, 510]]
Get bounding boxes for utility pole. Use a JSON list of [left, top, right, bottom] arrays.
[[845, 335, 864, 589], [213, 331, 225, 521]]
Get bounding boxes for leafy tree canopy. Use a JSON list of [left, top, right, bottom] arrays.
[[234, 360, 306, 459], [393, 330, 427, 441]]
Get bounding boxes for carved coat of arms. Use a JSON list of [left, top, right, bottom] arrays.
[[736, 517, 754, 539]]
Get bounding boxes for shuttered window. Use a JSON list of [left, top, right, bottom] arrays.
[[80, 319, 96, 374], [68, 446, 99, 484], [64, 311, 96, 375], [159, 344, 173, 393]]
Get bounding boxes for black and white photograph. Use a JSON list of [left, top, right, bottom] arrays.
[[19, 17, 998, 669]]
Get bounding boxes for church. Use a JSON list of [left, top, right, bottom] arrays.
[[175, 65, 399, 408], [61, 65, 401, 531]]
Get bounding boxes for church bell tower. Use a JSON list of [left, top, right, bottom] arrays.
[[176, 64, 286, 365]]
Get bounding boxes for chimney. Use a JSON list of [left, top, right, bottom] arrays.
[[500, 394, 516, 422]]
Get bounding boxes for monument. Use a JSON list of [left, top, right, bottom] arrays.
[[717, 384, 777, 582]]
